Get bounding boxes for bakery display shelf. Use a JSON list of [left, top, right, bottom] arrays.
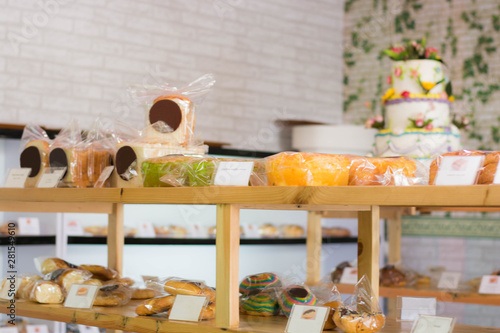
[[0, 235, 56, 245], [66, 236, 358, 245], [336, 283, 500, 306], [0, 300, 496, 333]]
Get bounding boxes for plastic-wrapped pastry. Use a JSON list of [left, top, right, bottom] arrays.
[[136, 295, 176, 315], [93, 284, 132, 307], [323, 301, 341, 330], [348, 156, 419, 186], [478, 152, 500, 184], [46, 268, 92, 292], [29, 280, 64, 304], [154, 225, 170, 236], [281, 225, 305, 238], [147, 277, 215, 303], [79, 264, 119, 281], [259, 224, 279, 238], [380, 265, 407, 287], [240, 291, 279, 316], [41, 258, 79, 275], [278, 285, 317, 316], [429, 150, 485, 185], [15, 274, 42, 299], [239, 272, 281, 296], [131, 288, 157, 300], [102, 277, 135, 287], [19, 124, 52, 188]]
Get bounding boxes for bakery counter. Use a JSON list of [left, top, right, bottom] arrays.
[[1, 300, 499, 333]]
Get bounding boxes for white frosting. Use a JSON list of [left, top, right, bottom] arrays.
[[391, 59, 445, 95], [385, 98, 451, 130]]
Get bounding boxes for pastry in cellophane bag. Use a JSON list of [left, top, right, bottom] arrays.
[[28, 280, 64, 304], [428, 150, 486, 185], [15, 274, 42, 299], [40, 257, 79, 275], [93, 284, 132, 307], [278, 284, 318, 317], [45, 268, 92, 293], [85, 119, 115, 187], [333, 276, 385, 333], [146, 277, 216, 303], [19, 124, 52, 188], [78, 264, 119, 281], [239, 272, 282, 296]]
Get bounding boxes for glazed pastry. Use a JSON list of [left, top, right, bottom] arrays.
[[41, 258, 78, 275], [93, 284, 132, 307], [281, 225, 305, 238], [239, 272, 281, 296], [136, 295, 176, 315], [131, 288, 157, 300], [259, 224, 279, 238], [154, 225, 170, 236], [333, 307, 385, 333], [163, 279, 215, 302], [240, 292, 279, 316], [278, 285, 317, 316], [170, 226, 188, 238], [323, 301, 341, 330], [47, 268, 91, 292], [331, 261, 352, 283], [29, 280, 64, 304], [79, 264, 119, 281], [380, 265, 407, 287]]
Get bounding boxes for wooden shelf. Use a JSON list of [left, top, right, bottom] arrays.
[[336, 284, 500, 306], [0, 300, 496, 333]]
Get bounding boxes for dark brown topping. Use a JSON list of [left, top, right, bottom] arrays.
[[115, 146, 137, 181], [289, 287, 308, 298], [100, 285, 119, 292], [48, 269, 66, 281], [49, 148, 68, 178], [20, 146, 42, 177], [149, 99, 182, 133]]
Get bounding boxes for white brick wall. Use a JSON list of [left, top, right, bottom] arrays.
[[0, 0, 344, 151]]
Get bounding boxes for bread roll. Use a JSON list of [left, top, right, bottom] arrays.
[[135, 295, 175, 315], [47, 268, 91, 292], [16, 275, 42, 299], [333, 308, 385, 333], [478, 151, 500, 184], [29, 281, 64, 304], [93, 284, 132, 307], [131, 288, 157, 300], [41, 258, 78, 275], [79, 265, 119, 281], [348, 157, 417, 186], [323, 301, 341, 330], [281, 225, 304, 238], [163, 280, 215, 303]]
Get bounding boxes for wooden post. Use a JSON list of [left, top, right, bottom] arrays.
[[306, 211, 323, 285], [358, 205, 380, 305], [387, 208, 403, 317], [215, 204, 240, 329], [107, 203, 124, 274]]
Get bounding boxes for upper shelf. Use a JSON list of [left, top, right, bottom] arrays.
[[0, 186, 499, 208]]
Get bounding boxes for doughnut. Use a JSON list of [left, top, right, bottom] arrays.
[[241, 292, 279, 316], [278, 285, 317, 316], [239, 272, 281, 296], [136, 295, 176, 315], [41, 258, 78, 275], [333, 308, 385, 333], [79, 264, 119, 281]]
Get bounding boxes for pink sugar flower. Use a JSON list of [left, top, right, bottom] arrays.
[[425, 47, 439, 58], [375, 115, 384, 122], [394, 67, 402, 77], [425, 124, 434, 130], [415, 119, 424, 127], [401, 91, 410, 98], [387, 75, 392, 84]]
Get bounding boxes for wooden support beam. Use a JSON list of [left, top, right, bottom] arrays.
[[107, 203, 124, 274], [306, 211, 323, 285], [358, 205, 380, 308]]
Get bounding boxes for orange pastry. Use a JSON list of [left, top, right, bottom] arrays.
[[348, 157, 416, 186]]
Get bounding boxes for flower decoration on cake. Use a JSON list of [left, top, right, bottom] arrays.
[[365, 115, 385, 130], [408, 113, 433, 130], [383, 37, 441, 62], [452, 114, 471, 131]]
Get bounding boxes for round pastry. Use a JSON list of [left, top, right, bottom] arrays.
[[278, 285, 317, 316], [323, 227, 351, 238], [239, 272, 281, 296], [79, 264, 119, 281], [93, 284, 131, 307], [47, 268, 91, 292], [380, 265, 407, 287], [331, 261, 352, 283], [29, 280, 64, 304], [41, 258, 78, 275], [131, 288, 157, 300], [241, 292, 280, 316], [136, 295, 176, 315], [348, 156, 417, 186], [478, 152, 500, 184], [154, 225, 170, 236], [323, 301, 341, 330], [259, 224, 279, 238], [84, 226, 107, 236], [281, 225, 305, 238], [163, 280, 215, 302], [170, 226, 188, 238], [333, 307, 385, 333]]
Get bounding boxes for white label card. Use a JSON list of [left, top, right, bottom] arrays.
[[137, 221, 156, 237], [26, 325, 49, 333], [77, 325, 100, 333], [0, 328, 18, 333], [0, 278, 21, 300], [339, 267, 359, 285], [18, 217, 41, 235], [189, 224, 205, 238], [64, 284, 99, 309], [65, 220, 84, 236], [214, 161, 254, 186], [434, 156, 484, 185], [437, 272, 461, 290], [36, 167, 66, 188], [478, 275, 500, 294], [169, 295, 208, 322], [94, 166, 114, 188], [399, 297, 437, 321], [285, 304, 330, 333], [243, 224, 260, 238], [4, 168, 31, 188], [411, 315, 455, 333]]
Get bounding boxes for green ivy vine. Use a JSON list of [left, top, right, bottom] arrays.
[[395, 0, 423, 33]]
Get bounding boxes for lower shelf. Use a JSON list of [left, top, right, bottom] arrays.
[[1, 300, 498, 332], [336, 283, 500, 305]]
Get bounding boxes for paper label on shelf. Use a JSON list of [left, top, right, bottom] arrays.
[[26, 325, 49, 333], [77, 325, 100, 333], [36, 167, 66, 188], [411, 314, 455, 333], [339, 267, 358, 285], [4, 168, 31, 188], [434, 156, 484, 185], [189, 224, 205, 238], [93, 166, 114, 188], [243, 224, 260, 238], [0, 278, 21, 300], [65, 220, 84, 236], [169, 295, 208, 322], [214, 161, 254, 186], [399, 297, 437, 321], [0, 327, 18, 333], [17, 217, 41, 235], [478, 275, 500, 294], [285, 304, 330, 333], [64, 284, 99, 309], [437, 272, 461, 289], [136, 221, 155, 237]]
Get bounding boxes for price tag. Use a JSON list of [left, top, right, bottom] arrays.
[[0, 328, 18, 333], [77, 325, 100, 333], [142, 275, 159, 283], [243, 224, 260, 238], [169, 295, 208, 322], [26, 325, 49, 333], [65, 220, 84, 236], [94, 166, 114, 188], [189, 224, 205, 238], [398, 297, 436, 321], [434, 156, 484, 185], [4, 168, 31, 188], [285, 304, 330, 333], [214, 161, 254, 186], [339, 267, 359, 285], [411, 315, 456, 333], [64, 284, 99, 309], [0, 278, 21, 300], [18, 217, 41, 235], [437, 272, 461, 289], [478, 275, 500, 294], [36, 167, 66, 188], [136, 221, 155, 237]]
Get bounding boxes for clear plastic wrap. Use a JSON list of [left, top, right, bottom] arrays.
[[239, 272, 282, 296], [131, 287, 157, 300], [277, 284, 318, 317], [15, 274, 42, 299], [146, 277, 215, 303], [78, 264, 119, 281], [85, 119, 115, 187], [135, 294, 176, 315], [429, 150, 486, 185], [348, 156, 427, 186], [40, 257, 79, 275], [128, 73, 216, 146], [45, 268, 92, 293], [265, 152, 351, 186], [333, 276, 386, 333], [19, 124, 52, 187], [478, 151, 500, 184], [29, 280, 64, 304], [240, 290, 280, 317], [379, 264, 416, 287], [93, 284, 132, 307]]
